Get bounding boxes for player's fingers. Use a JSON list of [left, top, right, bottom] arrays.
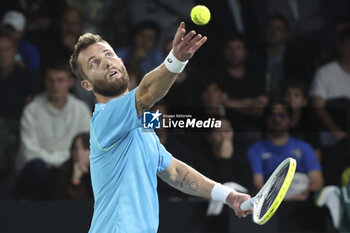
[[184, 34, 202, 48], [190, 36, 207, 52], [182, 30, 196, 43], [174, 22, 186, 45]]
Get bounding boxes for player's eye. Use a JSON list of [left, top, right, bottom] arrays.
[[106, 52, 112, 58], [91, 60, 99, 67]]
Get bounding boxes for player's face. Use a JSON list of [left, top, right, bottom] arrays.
[[79, 42, 129, 97], [266, 104, 290, 132], [283, 88, 307, 109]]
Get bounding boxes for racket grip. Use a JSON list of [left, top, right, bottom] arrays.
[[240, 198, 254, 211]]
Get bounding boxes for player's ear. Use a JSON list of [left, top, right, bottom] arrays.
[[81, 80, 93, 91]]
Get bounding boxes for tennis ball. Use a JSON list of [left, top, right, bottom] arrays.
[[191, 5, 211, 26]]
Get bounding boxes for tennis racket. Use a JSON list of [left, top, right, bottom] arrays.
[[240, 157, 297, 225]]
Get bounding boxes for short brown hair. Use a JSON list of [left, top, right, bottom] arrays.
[[69, 33, 105, 80]]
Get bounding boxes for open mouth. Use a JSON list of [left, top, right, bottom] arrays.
[[109, 70, 118, 79]]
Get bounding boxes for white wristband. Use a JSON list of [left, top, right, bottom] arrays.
[[164, 49, 188, 74], [211, 183, 234, 204]]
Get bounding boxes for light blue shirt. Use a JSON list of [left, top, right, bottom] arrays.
[[88, 88, 173, 233]]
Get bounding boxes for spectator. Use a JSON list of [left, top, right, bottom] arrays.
[[257, 14, 315, 98], [127, 0, 193, 49], [16, 63, 91, 199], [317, 17, 350, 67], [0, 31, 39, 199], [28, 7, 82, 71], [116, 20, 164, 75], [190, 117, 253, 232], [247, 101, 324, 200], [56, 132, 93, 200], [217, 35, 268, 132], [310, 27, 350, 185], [310, 27, 350, 144], [0, 31, 39, 121], [267, 0, 324, 40], [193, 117, 253, 189], [198, 78, 226, 118], [65, 0, 130, 48], [192, 0, 261, 70], [282, 80, 321, 154], [1, 10, 41, 72]]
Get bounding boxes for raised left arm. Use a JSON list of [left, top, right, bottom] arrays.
[[135, 22, 207, 116], [158, 158, 252, 218]]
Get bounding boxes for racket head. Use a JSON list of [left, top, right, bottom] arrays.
[[252, 157, 297, 225]]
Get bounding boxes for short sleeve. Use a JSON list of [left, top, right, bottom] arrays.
[[247, 144, 264, 175], [157, 142, 173, 173], [309, 68, 327, 99], [300, 142, 322, 172], [91, 88, 142, 150]]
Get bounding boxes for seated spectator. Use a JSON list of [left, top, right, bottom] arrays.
[[116, 20, 164, 75], [198, 78, 226, 118], [256, 14, 314, 98], [1, 10, 41, 72], [267, 0, 324, 41], [0, 31, 40, 199], [310, 27, 350, 144], [247, 101, 324, 200], [283, 80, 321, 155], [218, 34, 268, 127], [0, 31, 39, 121], [317, 17, 350, 66], [27, 7, 82, 71], [56, 132, 92, 200], [192, 117, 253, 190], [189, 117, 253, 233], [310, 27, 350, 185], [16, 63, 91, 199]]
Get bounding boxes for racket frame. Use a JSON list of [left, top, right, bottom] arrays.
[[240, 157, 297, 225]]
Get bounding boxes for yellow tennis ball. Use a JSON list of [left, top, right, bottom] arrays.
[[191, 5, 211, 26]]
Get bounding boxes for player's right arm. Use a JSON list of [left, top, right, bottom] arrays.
[[158, 157, 252, 218], [135, 22, 207, 116]]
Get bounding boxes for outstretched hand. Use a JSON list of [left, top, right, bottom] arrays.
[[226, 191, 253, 218], [172, 22, 207, 61]]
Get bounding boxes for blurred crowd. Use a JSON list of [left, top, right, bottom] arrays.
[[1, 0, 350, 232]]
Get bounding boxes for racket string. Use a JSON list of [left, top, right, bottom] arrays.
[[257, 163, 290, 218]]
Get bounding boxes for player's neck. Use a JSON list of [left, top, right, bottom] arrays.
[[268, 133, 289, 146], [95, 89, 129, 104]]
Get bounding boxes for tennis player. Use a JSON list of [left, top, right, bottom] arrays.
[[70, 22, 252, 233]]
